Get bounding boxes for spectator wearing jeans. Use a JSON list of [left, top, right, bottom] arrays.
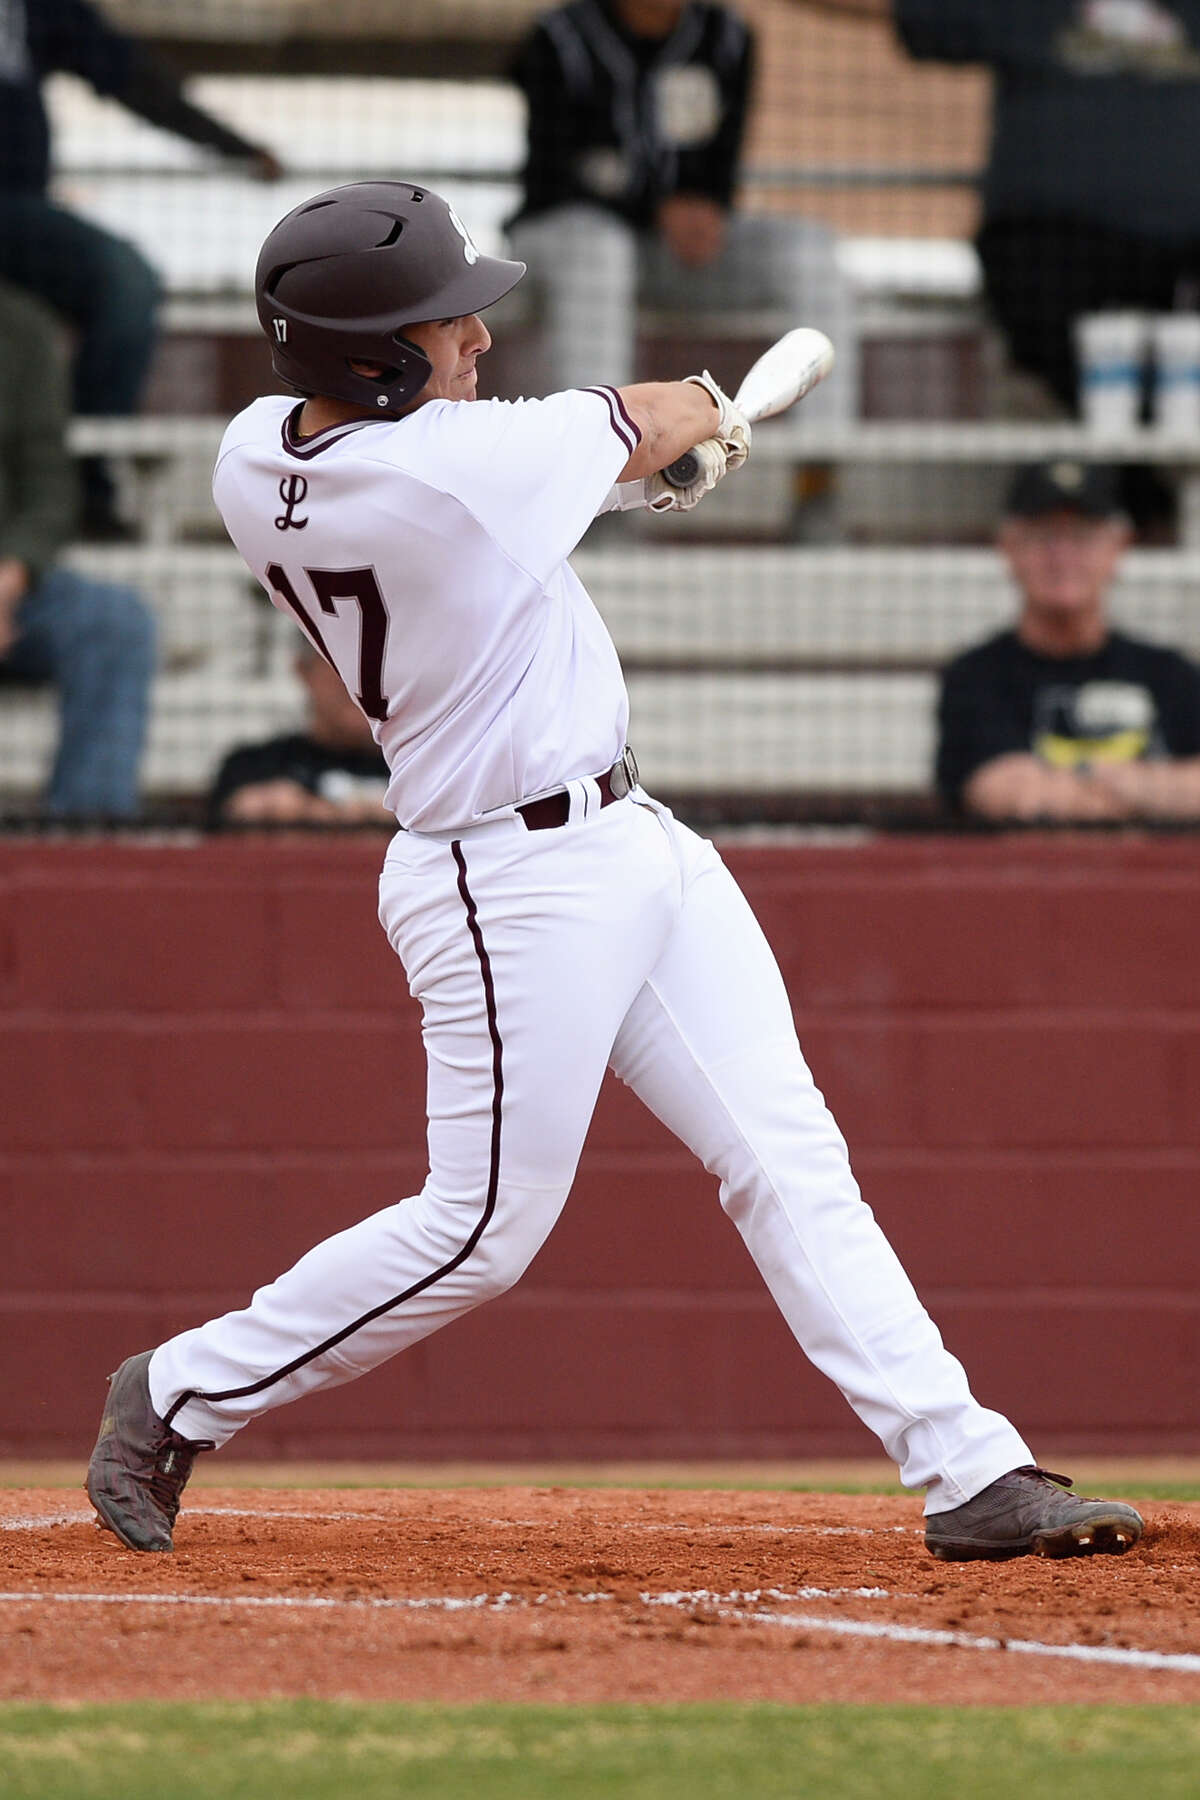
[[506, 0, 857, 419], [0, 0, 282, 536], [0, 280, 154, 818], [936, 460, 1200, 822]]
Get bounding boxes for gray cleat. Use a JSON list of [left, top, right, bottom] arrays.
[[85, 1350, 213, 1552], [925, 1466, 1144, 1562]]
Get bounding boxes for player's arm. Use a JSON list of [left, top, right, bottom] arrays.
[[613, 380, 732, 480]]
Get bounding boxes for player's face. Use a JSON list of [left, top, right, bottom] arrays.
[[999, 511, 1130, 620], [402, 314, 491, 404]]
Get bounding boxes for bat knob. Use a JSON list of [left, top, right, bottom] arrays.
[[662, 450, 700, 489]]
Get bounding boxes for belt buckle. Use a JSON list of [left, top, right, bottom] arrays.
[[608, 745, 639, 800]]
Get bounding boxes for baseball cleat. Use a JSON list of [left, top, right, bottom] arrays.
[[85, 1350, 213, 1552], [924, 1466, 1144, 1562]]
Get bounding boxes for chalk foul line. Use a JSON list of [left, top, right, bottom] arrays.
[[734, 1605, 1200, 1675], [0, 1585, 1197, 1675]]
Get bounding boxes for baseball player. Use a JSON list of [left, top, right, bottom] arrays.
[[87, 182, 1143, 1564]]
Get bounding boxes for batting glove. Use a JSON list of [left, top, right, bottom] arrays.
[[684, 370, 752, 470], [645, 436, 729, 511], [597, 437, 730, 515]]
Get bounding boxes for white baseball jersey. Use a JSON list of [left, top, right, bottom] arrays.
[[212, 386, 641, 830]]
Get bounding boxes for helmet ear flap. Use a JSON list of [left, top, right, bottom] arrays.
[[357, 331, 433, 411], [268, 321, 434, 413]]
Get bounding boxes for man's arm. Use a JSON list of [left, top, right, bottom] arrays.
[[509, 23, 588, 220], [0, 289, 78, 597], [962, 754, 1134, 822], [1089, 757, 1200, 821], [46, 0, 280, 172], [117, 48, 282, 174], [656, 15, 755, 268], [671, 16, 755, 211]]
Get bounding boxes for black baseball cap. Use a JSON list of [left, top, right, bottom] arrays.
[[1004, 460, 1124, 519]]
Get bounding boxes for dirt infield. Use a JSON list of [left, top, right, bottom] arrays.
[[2, 1485, 1198, 1707]]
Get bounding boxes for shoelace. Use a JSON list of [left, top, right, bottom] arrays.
[[1016, 1466, 1073, 1489], [148, 1435, 209, 1524]]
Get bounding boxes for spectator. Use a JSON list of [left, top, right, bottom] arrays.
[[0, 0, 283, 537], [936, 459, 1200, 822], [0, 280, 154, 819], [798, 4, 1200, 412], [506, 0, 856, 418], [208, 644, 391, 829]]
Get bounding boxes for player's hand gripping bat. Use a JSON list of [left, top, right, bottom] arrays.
[[661, 326, 836, 490]]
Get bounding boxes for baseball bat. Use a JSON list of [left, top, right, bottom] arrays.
[[661, 327, 836, 488]]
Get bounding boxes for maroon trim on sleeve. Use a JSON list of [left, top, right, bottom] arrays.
[[583, 385, 641, 456], [606, 385, 642, 446]]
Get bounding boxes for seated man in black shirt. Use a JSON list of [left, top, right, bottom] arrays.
[[208, 645, 390, 829], [936, 460, 1200, 822]]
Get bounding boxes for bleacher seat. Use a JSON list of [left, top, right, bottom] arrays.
[[6, 545, 1200, 809]]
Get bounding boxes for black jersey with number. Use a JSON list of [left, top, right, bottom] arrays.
[[935, 627, 1200, 808], [508, 0, 752, 229]]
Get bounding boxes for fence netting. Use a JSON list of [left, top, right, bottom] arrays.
[[4, 1, 1199, 830]]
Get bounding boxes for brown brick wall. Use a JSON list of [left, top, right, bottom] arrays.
[[3, 835, 1195, 1461]]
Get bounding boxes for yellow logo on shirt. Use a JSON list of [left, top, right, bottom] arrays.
[[1036, 728, 1152, 767]]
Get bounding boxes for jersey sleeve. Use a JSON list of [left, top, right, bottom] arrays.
[[408, 389, 641, 580]]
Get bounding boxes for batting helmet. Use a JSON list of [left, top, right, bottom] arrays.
[[255, 181, 526, 411]]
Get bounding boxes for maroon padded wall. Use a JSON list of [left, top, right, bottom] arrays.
[[2, 834, 1197, 1461]]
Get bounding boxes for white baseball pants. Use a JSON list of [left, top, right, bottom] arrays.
[[151, 793, 1031, 1512]]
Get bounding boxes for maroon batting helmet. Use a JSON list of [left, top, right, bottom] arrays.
[[255, 181, 526, 411]]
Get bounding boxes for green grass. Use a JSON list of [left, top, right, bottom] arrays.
[[1, 1704, 1199, 1800], [225, 1475, 1200, 1502], [520, 1477, 1200, 1502], [5, 1464, 1199, 1500]]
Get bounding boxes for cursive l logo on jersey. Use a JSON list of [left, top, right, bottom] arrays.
[[275, 474, 309, 531]]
